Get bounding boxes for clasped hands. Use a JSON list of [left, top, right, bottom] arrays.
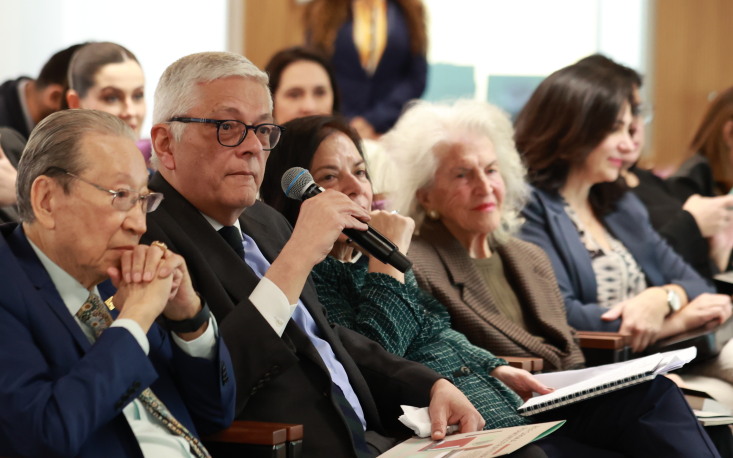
[[107, 242, 205, 338]]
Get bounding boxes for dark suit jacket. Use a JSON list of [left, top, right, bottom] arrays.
[[143, 173, 441, 457], [669, 153, 721, 199], [519, 187, 713, 332], [0, 77, 32, 138], [329, 0, 427, 133], [0, 224, 235, 457], [630, 166, 716, 279], [409, 220, 584, 372]]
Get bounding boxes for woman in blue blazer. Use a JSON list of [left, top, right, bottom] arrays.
[[515, 61, 733, 356]]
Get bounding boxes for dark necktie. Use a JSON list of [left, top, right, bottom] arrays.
[[76, 293, 211, 458], [218, 226, 245, 259], [331, 383, 373, 457]]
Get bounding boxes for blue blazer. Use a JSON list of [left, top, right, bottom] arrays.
[[0, 224, 236, 457], [519, 187, 713, 332], [330, 0, 427, 133]]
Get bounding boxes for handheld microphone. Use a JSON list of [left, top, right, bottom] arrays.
[[281, 167, 412, 273]]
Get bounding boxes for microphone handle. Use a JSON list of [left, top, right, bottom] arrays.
[[302, 183, 412, 273], [343, 226, 412, 273]]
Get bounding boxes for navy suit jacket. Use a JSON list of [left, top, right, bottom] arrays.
[[519, 187, 713, 332], [330, 0, 427, 133], [0, 223, 236, 457]]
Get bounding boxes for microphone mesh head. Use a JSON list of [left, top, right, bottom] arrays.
[[281, 167, 314, 200]]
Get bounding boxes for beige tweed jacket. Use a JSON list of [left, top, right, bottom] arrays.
[[409, 220, 585, 372]]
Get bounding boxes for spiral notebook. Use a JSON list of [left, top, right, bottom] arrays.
[[518, 347, 697, 416]]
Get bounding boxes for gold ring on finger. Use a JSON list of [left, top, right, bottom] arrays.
[[151, 240, 168, 255]]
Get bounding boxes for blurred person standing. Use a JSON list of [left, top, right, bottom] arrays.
[[303, 0, 428, 139]]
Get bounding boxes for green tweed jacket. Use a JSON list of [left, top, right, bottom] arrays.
[[312, 256, 530, 430]]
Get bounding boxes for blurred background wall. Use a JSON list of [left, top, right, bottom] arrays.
[[0, 0, 731, 168]]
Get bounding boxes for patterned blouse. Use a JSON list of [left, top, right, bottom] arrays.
[[312, 256, 531, 429], [564, 204, 647, 308]]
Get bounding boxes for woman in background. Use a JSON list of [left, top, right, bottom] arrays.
[[303, 0, 428, 138], [671, 87, 733, 199], [265, 46, 340, 124], [65, 42, 151, 165], [265, 45, 396, 208]]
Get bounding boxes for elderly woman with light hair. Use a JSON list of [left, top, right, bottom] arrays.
[[385, 99, 584, 372]]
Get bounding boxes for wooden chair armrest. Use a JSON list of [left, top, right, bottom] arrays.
[[577, 331, 632, 366], [502, 356, 544, 372], [577, 331, 631, 350], [204, 421, 303, 445]]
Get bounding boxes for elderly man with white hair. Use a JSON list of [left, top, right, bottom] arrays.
[[0, 109, 235, 457]]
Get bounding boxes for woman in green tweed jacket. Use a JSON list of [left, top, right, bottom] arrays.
[[261, 115, 539, 430], [259, 113, 721, 457]]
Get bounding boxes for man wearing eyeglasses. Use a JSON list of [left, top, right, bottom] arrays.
[[141, 51, 484, 458], [0, 109, 235, 457]]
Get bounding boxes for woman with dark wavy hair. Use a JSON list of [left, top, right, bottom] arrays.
[[516, 62, 732, 357]]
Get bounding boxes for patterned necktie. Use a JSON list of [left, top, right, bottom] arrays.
[[218, 226, 245, 259], [76, 293, 211, 458]]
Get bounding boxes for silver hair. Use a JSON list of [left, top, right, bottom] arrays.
[[17, 109, 136, 222], [153, 51, 272, 141], [381, 99, 528, 245]]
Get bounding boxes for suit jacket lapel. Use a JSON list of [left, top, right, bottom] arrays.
[[603, 194, 653, 275], [149, 174, 263, 305], [420, 221, 565, 364], [421, 221, 522, 339], [535, 189, 598, 302], [496, 242, 574, 359], [5, 225, 91, 351], [150, 175, 334, 374], [240, 206, 344, 373]]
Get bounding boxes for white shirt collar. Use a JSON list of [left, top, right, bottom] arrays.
[[201, 212, 242, 236], [26, 237, 98, 316]]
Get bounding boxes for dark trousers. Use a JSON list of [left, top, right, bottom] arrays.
[[533, 376, 720, 458]]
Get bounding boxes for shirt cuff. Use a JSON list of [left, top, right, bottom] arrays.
[[250, 276, 297, 336], [111, 319, 150, 355], [171, 316, 219, 360]]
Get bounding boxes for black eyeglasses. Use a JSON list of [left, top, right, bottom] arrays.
[[46, 167, 164, 213], [169, 117, 285, 150]]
